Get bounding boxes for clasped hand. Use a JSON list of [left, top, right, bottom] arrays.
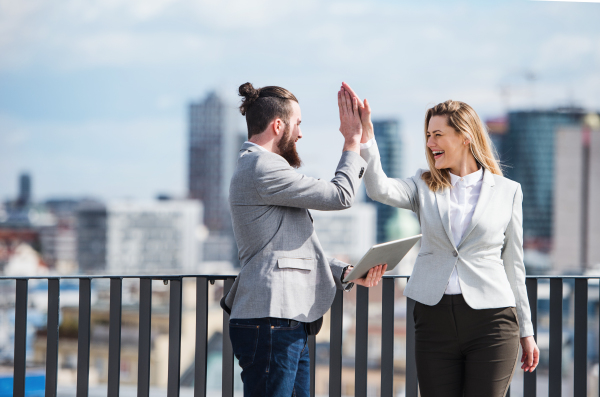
[[344, 264, 388, 287]]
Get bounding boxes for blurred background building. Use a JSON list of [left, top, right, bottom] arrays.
[[77, 199, 203, 274], [369, 119, 404, 244], [487, 109, 600, 273], [188, 92, 245, 264]]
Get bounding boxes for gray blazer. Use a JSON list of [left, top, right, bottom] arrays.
[[224, 142, 368, 322], [361, 141, 534, 337]]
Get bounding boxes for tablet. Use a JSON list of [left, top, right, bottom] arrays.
[[343, 234, 421, 282]]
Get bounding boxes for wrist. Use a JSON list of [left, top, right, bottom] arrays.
[[343, 138, 361, 153], [361, 124, 374, 144]]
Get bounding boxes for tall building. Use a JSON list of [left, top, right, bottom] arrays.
[[77, 200, 202, 273], [370, 120, 403, 243], [188, 92, 245, 262], [310, 203, 377, 264], [188, 92, 245, 233], [501, 109, 585, 252], [553, 114, 600, 272], [16, 173, 31, 208]]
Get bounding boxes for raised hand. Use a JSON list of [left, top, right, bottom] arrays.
[[337, 88, 362, 153], [342, 82, 374, 144]]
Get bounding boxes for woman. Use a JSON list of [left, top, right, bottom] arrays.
[[338, 83, 539, 396]]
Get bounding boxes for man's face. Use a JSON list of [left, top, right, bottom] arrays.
[[276, 101, 303, 168]]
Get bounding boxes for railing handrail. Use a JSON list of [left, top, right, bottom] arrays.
[[1, 274, 599, 280], [3, 274, 598, 397]]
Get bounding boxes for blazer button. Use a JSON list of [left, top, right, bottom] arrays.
[[453, 251, 458, 257]]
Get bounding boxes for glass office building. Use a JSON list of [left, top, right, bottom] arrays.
[[502, 109, 584, 248], [371, 120, 403, 243]]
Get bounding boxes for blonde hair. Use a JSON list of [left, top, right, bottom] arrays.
[[421, 100, 502, 192]]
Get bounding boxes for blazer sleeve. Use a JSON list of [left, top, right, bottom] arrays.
[[328, 257, 348, 290], [501, 184, 534, 337], [360, 140, 419, 212], [254, 150, 367, 211]]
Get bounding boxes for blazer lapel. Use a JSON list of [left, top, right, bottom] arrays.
[[458, 168, 496, 248], [435, 188, 456, 248]]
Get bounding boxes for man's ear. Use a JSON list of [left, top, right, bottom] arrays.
[[271, 118, 284, 136]]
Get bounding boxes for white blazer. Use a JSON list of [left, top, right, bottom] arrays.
[[361, 141, 533, 337]]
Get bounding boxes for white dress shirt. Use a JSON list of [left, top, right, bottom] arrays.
[[245, 141, 268, 152], [445, 167, 484, 294]]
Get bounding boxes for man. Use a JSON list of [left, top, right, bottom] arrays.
[[221, 82, 386, 397]]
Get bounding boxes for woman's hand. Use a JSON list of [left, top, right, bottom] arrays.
[[341, 82, 374, 144], [345, 264, 387, 287], [520, 336, 539, 372], [337, 88, 362, 153]]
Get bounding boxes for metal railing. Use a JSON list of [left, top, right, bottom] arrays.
[[4, 274, 598, 397]]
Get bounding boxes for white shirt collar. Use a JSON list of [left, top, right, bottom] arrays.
[[245, 141, 268, 152], [449, 167, 484, 187]]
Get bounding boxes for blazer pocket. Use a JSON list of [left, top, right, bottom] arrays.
[[277, 258, 316, 272], [417, 252, 433, 257]]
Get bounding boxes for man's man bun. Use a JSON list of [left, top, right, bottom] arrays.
[[238, 82, 260, 116]]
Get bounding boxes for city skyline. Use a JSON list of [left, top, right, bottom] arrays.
[[1, 0, 599, 201]]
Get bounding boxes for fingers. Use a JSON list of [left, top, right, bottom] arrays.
[[364, 98, 372, 115], [342, 82, 362, 102], [337, 90, 343, 118], [353, 97, 359, 117], [344, 90, 353, 115], [526, 349, 534, 367]]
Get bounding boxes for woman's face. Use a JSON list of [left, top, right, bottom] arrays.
[[426, 115, 468, 171]]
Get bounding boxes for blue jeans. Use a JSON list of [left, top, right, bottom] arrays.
[[229, 317, 309, 397]]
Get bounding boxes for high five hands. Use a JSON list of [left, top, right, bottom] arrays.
[[344, 264, 388, 287], [339, 82, 374, 144]]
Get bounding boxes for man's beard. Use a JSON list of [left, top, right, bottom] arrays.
[[277, 124, 302, 169]]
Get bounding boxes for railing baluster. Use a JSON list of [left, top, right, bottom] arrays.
[[309, 334, 316, 397], [381, 278, 395, 397], [329, 289, 343, 397], [13, 279, 28, 397], [137, 278, 152, 397], [108, 278, 123, 397], [524, 278, 538, 396], [574, 278, 588, 397], [549, 278, 563, 397], [77, 278, 92, 397], [355, 286, 369, 397], [167, 278, 183, 397], [222, 278, 235, 397], [195, 277, 209, 397], [45, 279, 60, 397], [406, 297, 418, 397]]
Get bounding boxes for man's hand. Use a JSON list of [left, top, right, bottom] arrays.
[[520, 336, 540, 372], [341, 82, 374, 144], [338, 88, 362, 153], [344, 264, 387, 287]]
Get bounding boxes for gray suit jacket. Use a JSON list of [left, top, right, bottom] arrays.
[[224, 142, 368, 322], [361, 141, 534, 337]]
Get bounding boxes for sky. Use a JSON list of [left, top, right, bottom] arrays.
[[1, 0, 599, 202]]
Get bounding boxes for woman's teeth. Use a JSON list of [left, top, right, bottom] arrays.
[[433, 150, 444, 158]]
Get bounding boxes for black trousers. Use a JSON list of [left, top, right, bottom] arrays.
[[414, 294, 520, 397]]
